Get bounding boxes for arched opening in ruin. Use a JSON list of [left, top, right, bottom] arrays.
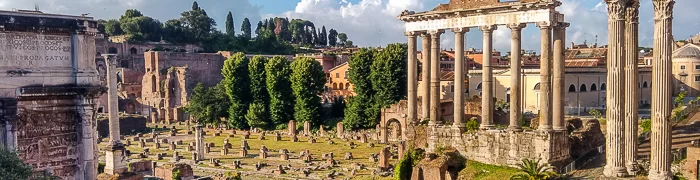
[[151, 75, 157, 92], [130, 47, 137, 55], [591, 83, 598, 91], [108, 47, 118, 54], [579, 84, 588, 92], [643, 81, 648, 88], [569, 84, 576, 92], [386, 118, 402, 142], [600, 83, 606, 91]]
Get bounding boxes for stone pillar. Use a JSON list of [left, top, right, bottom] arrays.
[[480, 25, 497, 129], [508, 23, 525, 131], [536, 22, 553, 131], [195, 125, 204, 161], [553, 22, 568, 131], [421, 33, 432, 121], [452, 27, 469, 128], [103, 55, 126, 175], [625, 1, 640, 175], [406, 32, 419, 125], [649, 0, 675, 179], [78, 97, 98, 180], [429, 29, 444, 125], [603, 0, 628, 177]]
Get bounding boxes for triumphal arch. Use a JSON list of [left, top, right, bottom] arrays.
[[394, 0, 571, 167]]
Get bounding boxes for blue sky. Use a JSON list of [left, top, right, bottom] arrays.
[[2, 0, 698, 53]]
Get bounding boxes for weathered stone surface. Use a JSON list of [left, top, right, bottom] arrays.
[[154, 163, 193, 180], [97, 117, 147, 138]]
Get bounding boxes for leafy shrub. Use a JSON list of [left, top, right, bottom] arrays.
[[465, 118, 479, 131], [640, 119, 651, 134]]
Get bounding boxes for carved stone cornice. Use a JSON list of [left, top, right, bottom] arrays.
[[479, 25, 497, 33], [452, 27, 469, 34], [652, 0, 675, 20], [397, 0, 560, 22], [605, 0, 627, 21], [507, 23, 527, 31]]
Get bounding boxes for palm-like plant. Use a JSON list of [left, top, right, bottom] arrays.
[[509, 159, 559, 180]]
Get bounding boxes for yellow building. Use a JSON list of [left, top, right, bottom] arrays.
[[672, 43, 700, 97]]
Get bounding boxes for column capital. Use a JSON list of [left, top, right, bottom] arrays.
[[536, 21, 553, 29], [452, 27, 469, 34], [507, 23, 526, 31], [605, 0, 627, 20], [652, 0, 675, 20], [554, 22, 570, 30], [404, 31, 422, 37], [428, 29, 445, 37], [479, 25, 497, 33]]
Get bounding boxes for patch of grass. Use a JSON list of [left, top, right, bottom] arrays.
[[459, 160, 519, 180]]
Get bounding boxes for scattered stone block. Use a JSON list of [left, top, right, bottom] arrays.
[[303, 121, 311, 136], [345, 152, 353, 160], [274, 132, 281, 141], [240, 148, 248, 157], [169, 142, 176, 151], [378, 147, 391, 170], [274, 165, 286, 175], [288, 120, 297, 136]]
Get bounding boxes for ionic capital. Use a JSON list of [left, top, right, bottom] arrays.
[[452, 27, 469, 34], [536, 21, 553, 29], [652, 0, 675, 20], [507, 23, 527, 31], [479, 25, 497, 33], [428, 29, 445, 38], [404, 31, 421, 37], [554, 22, 570, 30]]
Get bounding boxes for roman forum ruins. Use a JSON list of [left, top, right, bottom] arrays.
[[397, 0, 676, 178]]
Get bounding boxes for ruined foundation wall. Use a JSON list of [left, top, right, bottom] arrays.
[[426, 126, 570, 168]]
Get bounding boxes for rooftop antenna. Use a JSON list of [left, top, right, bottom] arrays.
[[34, 4, 40, 11], [595, 35, 599, 46]]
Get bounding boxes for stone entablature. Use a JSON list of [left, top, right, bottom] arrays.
[[432, 0, 542, 11]]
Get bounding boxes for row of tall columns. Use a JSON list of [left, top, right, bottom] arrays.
[[624, 0, 640, 175], [405, 22, 567, 132], [603, 0, 628, 177], [649, 0, 674, 179]]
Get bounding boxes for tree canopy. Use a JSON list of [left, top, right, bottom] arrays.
[[290, 57, 327, 127], [222, 53, 252, 129]]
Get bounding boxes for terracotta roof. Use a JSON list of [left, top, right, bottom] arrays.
[[565, 48, 607, 60], [328, 62, 348, 72], [565, 60, 600, 67], [418, 71, 456, 81]]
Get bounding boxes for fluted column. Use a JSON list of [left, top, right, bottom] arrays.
[[508, 23, 525, 131], [553, 23, 568, 131], [453, 28, 469, 128], [537, 22, 553, 131], [429, 30, 444, 125], [103, 55, 126, 175], [603, 0, 628, 177], [421, 34, 432, 121], [649, 0, 675, 179], [480, 25, 497, 130], [406, 32, 419, 125], [624, 0, 640, 175]]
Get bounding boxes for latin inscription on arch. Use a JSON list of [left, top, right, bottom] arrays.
[[0, 32, 72, 68]]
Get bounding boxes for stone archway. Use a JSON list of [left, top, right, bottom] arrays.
[[386, 118, 402, 142]]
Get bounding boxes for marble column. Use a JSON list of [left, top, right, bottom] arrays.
[[624, 0, 640, 175], [508, 23, 525, 131], [649, 0, 675, 179], [603, 0, 628, 177], [103, 55, 126, 175], [536, 22, 553, 131], [453, 28, 468, 128], [429, 30, 444, 125], [553, 23, 568, 131], [195, 125, 204, 161], [421, 33, 432, 121], [480, 25, 497, 129], [406, 32, 419, 125]]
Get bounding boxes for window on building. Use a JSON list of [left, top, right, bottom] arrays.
[[130, 47, 137, 55], [333, 83, 337, 90], [476, 83, 482, 91], [344, 71, 348, 79], [336, 73, 340, 78], [580, 84, 588, 92], [643, 81, 648, 88], [339, 83, 344, 90], [696, 65, 700, 70], [568, 84, 576, 92], [695, 76, 700, 82], [681, 65, 686, 70], [600, 83, 606, 91], [590, 83, 598, 91]]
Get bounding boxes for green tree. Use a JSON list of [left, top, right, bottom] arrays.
[[338, 32, 348, 46], [0, 146, 33, 180], [103, 19, 123, 36], [241, 18, 252, 40], [256, 21, 263, 35], [328, 29, 338, 46], [509, 159, 559, 180], [180, 3, 216, 42], [162, 19, 191, 44], [192, 1, 200, 10], [245, 102, 268, 129], [266, 56, 295, 125], [225, 12, 235, 36], [248, 56, 270, 127], [120, 16, 162, 42], [344, 48, 377, 130], [266, 18, 276, 32], [675, 91, 687, 107], [120, 9, 143, 22], [291, 57, 326, 127], [222, 53, 252, 129], [371, 43, 408, 108], [320, 26, 328, 46], [185, 83, 230, 125]]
